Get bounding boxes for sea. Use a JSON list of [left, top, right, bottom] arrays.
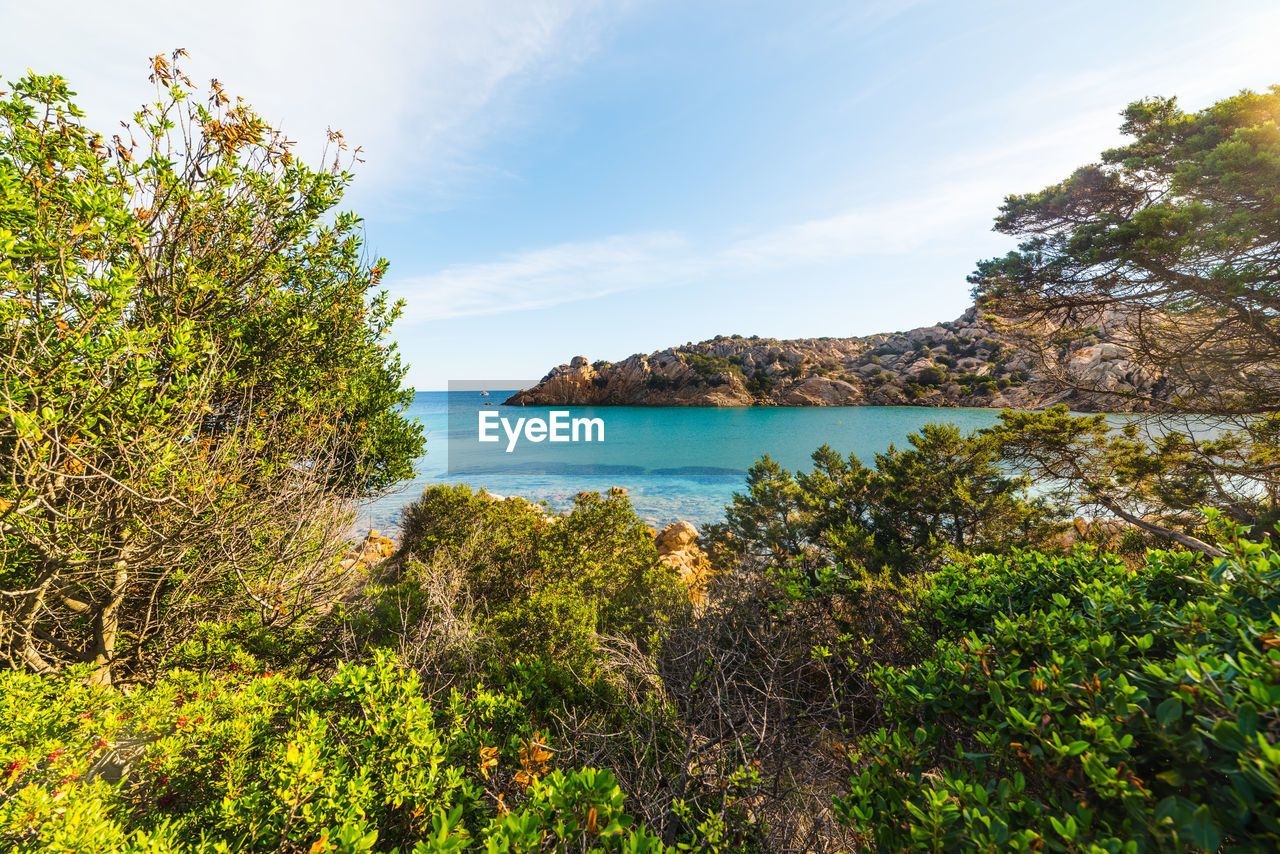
[[354, 390, 1007, 534]]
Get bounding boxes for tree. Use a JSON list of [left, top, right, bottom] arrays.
[[721, 426, 1054, 576], [971, 86, 1280, 414], [970, 86, 1280, 530], [988, 407, 1233, 556], [872, 424, 1044, 562], [0, 55, 424, 683]]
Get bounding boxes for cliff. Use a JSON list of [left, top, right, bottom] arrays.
[[505, 306, 1170, 410]]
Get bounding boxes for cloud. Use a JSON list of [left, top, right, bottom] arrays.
[[0, 0, 623, 202], [398, 232, 694, 321], [394, 177, 1000, 322], [391, 96, 1132, 324], [391, 3, 1280, 326]]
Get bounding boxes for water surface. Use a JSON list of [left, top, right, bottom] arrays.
[[357, 391, 1006, 532]]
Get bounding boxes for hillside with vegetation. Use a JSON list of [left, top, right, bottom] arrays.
[[4, 57, 1280, 853], [505, 306, 1169, 411]]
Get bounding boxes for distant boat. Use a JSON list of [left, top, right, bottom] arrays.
[[479, 390, 490, 397]]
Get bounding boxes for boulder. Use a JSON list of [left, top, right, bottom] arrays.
[[341, 529, 398, 571], [780, 376, 861, 405], [655, 520, 698, 552], [654, 521, 714, 606]]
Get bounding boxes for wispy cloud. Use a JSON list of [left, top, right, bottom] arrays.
[[392, 98, 1135, 323], [0, 0, 625, 201], [398, 232, 693, 321], [392, 6, 1280, 325], [395, 177, 998, 322]]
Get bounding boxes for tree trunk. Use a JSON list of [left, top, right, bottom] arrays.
[[88, 566, 128, 686], [1099, 499, 1226, 558]]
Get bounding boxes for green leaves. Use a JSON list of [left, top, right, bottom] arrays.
[[722, 426, 1055, 580], [837, 537, 1280, 851], [1, 60, 424, 680], [971, 84, 1280, 524], [1156, 696, 1183, 726], [0, 661, 668, 853]]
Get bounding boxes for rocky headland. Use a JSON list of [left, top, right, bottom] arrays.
[[506, 306, 1170, 411]]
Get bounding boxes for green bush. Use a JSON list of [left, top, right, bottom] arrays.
[[720, 427, 1058, 576], [916, 366, 948, 387], [682, 353, 741, 386], [0, 60, 422, 684], [836, 529, 1280, 851], [746, 370, 774, 398], [376, 485, 687, 696], [0, 657, 666, 853]]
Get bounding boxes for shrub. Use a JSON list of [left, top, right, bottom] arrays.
[[747, 370, 775, 398], [721, 429, 1059, 577], [374, 485, 686, 687], [0, 658, 667, 852], [0, 58, 422, 684], [836, 529, 1280, 851], [916, 366, 948, 387], [682, 353, 741, 386]]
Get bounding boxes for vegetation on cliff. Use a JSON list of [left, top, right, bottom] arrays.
[[506, 308, 1166, 411]]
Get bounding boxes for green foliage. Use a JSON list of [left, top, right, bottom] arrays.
[[836, 530, 1280, 852], [681, 353, 741, 386], [386, 485, 686, 683], [0, 58, 423, 680], [721, 425, 1059, 576], [915, 366, 948, 387], [745, 370, 774, 398], [988, 405, 1270, 554], [0, 658, 668, 853]]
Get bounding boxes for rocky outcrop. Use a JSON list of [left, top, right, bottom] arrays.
[[506, 306, 1170, 411], [341, 530, 397, 572], [654, 521, 713, 606]]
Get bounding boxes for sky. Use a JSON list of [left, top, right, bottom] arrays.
[[3, 1, 1280, 389]]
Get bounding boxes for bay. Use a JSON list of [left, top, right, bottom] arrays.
[[356, 390, 1007, 533]]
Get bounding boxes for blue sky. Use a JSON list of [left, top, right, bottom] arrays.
[[5, 1, 1280, 388]]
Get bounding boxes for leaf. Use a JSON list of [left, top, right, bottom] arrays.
[[1156, 697, 1182, 726], [1187, 805, 1221, 851]]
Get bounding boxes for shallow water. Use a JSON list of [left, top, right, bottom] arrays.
[[355, 391, 1008, 534]]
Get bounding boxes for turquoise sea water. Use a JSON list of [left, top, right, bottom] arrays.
[[356, 391, 1006, 533]]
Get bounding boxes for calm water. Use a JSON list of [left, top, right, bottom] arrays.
[[356, 391, 1006, 533]]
